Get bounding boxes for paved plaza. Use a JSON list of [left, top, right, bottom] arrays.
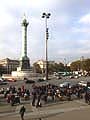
[[0, 76, 90, 120], [0, 99, 90, 120]]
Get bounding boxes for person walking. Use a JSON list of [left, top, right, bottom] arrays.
[[19, 105, 26, 120], [36, 87, 42, 108], [31, 86, 37, 106]]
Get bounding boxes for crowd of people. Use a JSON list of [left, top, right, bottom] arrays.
[[31, 83, 87, 107], [0, 82, 90, 107], [0, 85, 30, 105]]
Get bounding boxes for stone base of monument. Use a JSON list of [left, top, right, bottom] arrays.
[[12, 70, 41, 79]]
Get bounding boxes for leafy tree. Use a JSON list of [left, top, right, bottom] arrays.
[[0, 65, 2, 76], [70, 58, 90, 73], [70, 60, 81, 71], [33, 61, 65, 74], [48, 62, 65, 74], [82, 59, 90, 72]]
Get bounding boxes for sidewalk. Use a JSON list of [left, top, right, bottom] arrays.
[[0, 99, 90, 120]]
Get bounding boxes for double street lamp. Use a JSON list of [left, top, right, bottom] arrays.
[[42, 12, 51, 80]]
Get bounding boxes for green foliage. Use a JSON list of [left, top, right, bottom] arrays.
[[70, 60, 81, 71], [33, 61, 69, 74], [48, 62, 65, 74], [82, 59, 90, 72], [70, 58, 90, 72]]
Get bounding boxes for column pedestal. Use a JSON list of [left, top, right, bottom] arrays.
[[20, 56, 30, 70]]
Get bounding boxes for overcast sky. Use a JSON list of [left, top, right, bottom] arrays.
[[0, 0, 90, 64]]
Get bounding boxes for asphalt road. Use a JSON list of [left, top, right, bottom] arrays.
[[0, 76, 90, 90]]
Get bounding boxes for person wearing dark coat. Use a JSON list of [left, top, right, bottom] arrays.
[[19, 105, 26, 120], [32, 87, 37, 106], [36, 87, 42, 108]]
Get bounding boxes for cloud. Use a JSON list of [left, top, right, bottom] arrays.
[[56, 47, 90, 60], [79, 13, 90, 24], [57, 49, 71, 56], [78, 39, 90, 53], [72, 27, 90, 34], [78, 49, 90, 54], [0, 0, 90, 63], [2, 0, 59, 9], [0, 7, 14, 27], [78, 39, 90, 45], [55, 15, 70, 26], [51, 38, 90, 60]]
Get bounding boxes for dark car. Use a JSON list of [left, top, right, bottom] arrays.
[[25, 80, 35, 84], [69, 75, 74, 79], [56, 76, 62, 79], [37, 79, 45, 82], [0, 80, 8, 85]]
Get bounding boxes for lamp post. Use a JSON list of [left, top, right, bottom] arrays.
[[42, 12, 51, 80], [80, 56, 84, 75], [64, 58, 67, 75]]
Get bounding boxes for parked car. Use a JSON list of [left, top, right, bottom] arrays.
[[6, 78, 16, 82], [78, 81, 87, 87], [0, 79, 8, 85], [37, 79, 45, 82], [0, 81, 7, 85], [56, 76, 62, 79], [74, 75, 79, 79], [25, 80, 35, 84], [60, 82, 71, 88], [69, 75, 74, 79]]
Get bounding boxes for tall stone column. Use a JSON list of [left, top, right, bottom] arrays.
[[22, 16, 28, 57], [19, 15, 30, 70]]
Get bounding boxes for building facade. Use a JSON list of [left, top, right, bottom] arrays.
[[35, 60, 55, 74], [0, 58, 19, 74]]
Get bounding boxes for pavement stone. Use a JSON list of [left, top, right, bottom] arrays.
[[0, 99, 90, 120]]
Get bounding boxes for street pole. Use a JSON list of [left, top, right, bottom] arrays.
[[64, 58, 67, 75], [42, 13, 51, 80]]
